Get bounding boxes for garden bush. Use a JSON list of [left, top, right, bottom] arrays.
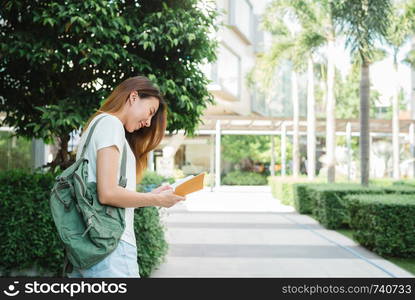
[[293, 183, 326, 214], [345, 194, 415, 257], [0, 168, 169, 277], [392, 179, 415, 187], [305, 184, 415, 230], [222, 170, 267, 185], [269, 176, 323, 206], [136, 169, 175, 193], [368, 178, 395, 186]]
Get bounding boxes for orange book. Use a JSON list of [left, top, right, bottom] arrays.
[[171, 172, 205, 196]]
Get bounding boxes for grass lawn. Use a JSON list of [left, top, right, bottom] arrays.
[[336, 228, 415, 276]]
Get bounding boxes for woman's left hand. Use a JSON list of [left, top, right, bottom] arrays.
[[150, 185, 173, 194]]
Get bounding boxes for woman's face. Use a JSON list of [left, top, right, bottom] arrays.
[[125, 91, 160, 133]]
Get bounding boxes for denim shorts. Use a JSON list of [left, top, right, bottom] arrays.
[[67, 240, 140, 278]]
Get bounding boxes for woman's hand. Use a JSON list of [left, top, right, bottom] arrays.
[[157, 189, 186, 208], [150, 184, 173, 194]]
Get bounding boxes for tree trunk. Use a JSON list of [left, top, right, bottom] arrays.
[[392, 55, 400, 179], [411, 36, 415, 178], [281, 122, 287, 177], [307, 56, 316, 180], [292, 69, 300, 177], [43, 133, 75, 172], [360, 60, 370, 186], [326, 37, 336, 183]]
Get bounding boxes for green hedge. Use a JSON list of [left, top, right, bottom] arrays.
[[346, 194, 415, 257], [268, 176, 318, 206], [369, 178, 415, 188], [393, 179, 415, 187], [300, 184, 415, 230], [222, 170, 267, 185], [293, 183, 326, 214], [0, 168, 169, 277], [137, 169, 175, 192], [308, 184, 385, 229], [368, 178, 395, 186]]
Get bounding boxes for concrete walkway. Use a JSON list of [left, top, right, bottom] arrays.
[[150, 186, 414, 278]]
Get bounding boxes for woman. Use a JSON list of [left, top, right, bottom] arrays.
[[67, 75, 185, 278]]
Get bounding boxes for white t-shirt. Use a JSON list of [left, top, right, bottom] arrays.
[[75, 112, 137, 247]]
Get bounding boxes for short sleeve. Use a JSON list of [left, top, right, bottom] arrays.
[[93, 115, 125, 154]]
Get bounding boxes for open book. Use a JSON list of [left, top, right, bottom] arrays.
[[170, 172, 205, 196]]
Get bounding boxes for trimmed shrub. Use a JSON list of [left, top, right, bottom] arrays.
[[308, 184, 385, 229], [293, 183, 326, 214], [369, 178, 395, 186], [137, 169, 175, 192], [0, 169, 63, 276], [346, 194, 415, 257], [222, 170, 267, 185], [393, 179, 415, 187], [268, 176, 315, 206], [0, 168, 169, 277], [306, 184, 415, 230], [134, 205, 168, 278]]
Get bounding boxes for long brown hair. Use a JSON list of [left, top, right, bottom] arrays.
[[80, 75, 167, 184]]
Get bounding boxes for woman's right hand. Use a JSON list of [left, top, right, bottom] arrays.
[[157, 190, 186, 208]]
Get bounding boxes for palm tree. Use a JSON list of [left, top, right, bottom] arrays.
[[331, 0, 392, 186], [261, 0, 331, 180], [291, 0, 338, 182], [385, 0, 414, 180], [401, 0, 415, 178]]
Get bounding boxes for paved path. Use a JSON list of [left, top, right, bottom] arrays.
[[151, 186, 414, 278]]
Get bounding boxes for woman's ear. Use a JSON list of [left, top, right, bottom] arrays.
[[128, 91, 139, 105]]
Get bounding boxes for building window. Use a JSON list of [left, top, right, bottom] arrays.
[[217, 43, 241, 98], [229, 0, 253, 42]]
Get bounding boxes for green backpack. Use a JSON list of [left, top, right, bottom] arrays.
[[49, 113, 128, 277]]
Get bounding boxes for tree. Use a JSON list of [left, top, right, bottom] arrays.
[[258, 0, 339, 182], [335, 52, 384, 119], [385, 0, 415, 179], [256, 0, 328, 178], [222, 134, 293, 174], [331, 0, 393, 186], [0, 0, 219, 170]]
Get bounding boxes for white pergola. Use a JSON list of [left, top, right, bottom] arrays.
[[170, 114, 415, 188]]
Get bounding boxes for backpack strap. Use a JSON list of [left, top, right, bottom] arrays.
[[79, 113, 128, 187]]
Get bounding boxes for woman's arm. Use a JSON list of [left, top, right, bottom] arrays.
[[96, 145, 160, 208]]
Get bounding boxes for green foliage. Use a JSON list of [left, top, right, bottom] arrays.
[[222, 171, 267, 185], [331, 0, 392, 63], [292, 182, 326, 213], [346, 194, 415, 257], [0, 0, 220, 168], [335, 64, 382, 119], [134, 206, 168, 278], [305, 183, 415, 230], [0, 169, 64, 276], [0, 131, 33, 172], [393, 179, 415, 187], [0, 168, 169, 277], [222, 135, 292, 166], [136, 170, 175, 193], [268, 175, 317, 206], [135, 170, 175, 277], [369, 178, 395, 186]]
